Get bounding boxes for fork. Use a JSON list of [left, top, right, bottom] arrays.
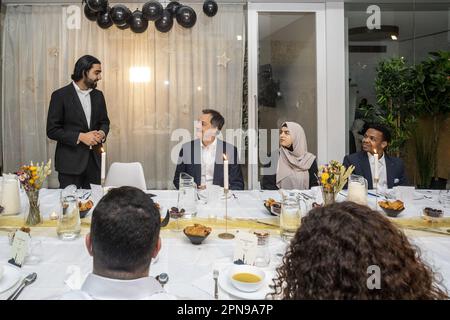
[[7, 272, 37, 300], [213, 270, 219, 299]]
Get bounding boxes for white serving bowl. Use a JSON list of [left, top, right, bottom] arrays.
[[229, 264, 266, 292]]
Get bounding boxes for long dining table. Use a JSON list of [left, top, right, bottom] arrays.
[[0, 188, 449, 300]]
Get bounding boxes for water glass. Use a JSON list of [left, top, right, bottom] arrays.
[[280, 193, 302, 242], [57, 195, 81, 241], [25, 239, 43, 265]]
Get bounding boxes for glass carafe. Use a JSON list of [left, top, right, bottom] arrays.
[[57, 195, 81, 241], [347, 174, 368, 205], [280, 192, 303, 242], [177, 173, 197, 218]]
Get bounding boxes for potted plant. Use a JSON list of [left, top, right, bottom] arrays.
[[360, 57, 417, 157], [412, 51, 450, 188], [373, 57, 416, 158]]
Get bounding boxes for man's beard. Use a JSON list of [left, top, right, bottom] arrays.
[[84, 78, 97, 89]]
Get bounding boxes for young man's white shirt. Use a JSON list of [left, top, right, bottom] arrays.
[[367, 152, 387, 190], [201, 138, 217, 185], [56, 273, 177, 300]]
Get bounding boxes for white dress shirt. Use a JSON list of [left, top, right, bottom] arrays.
[[367, 152, 387, 189], [201, 138, 217, 186], [57, 273, 177, 300], [73, 81, 92, 129]]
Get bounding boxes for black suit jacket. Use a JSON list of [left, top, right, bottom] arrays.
[[173, 139, 244, 190], [46, 83, 110, 175], [343, 151, 407, 189]]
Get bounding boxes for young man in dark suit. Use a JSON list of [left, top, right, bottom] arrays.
[[343, 123, 407, 190], [47, 55, 110, 188], [173, 109, 244, 190]]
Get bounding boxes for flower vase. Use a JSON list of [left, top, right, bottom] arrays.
[[26, 190, 42, 226], [322, 188, 337, 206]]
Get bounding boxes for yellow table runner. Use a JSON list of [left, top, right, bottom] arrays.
[[1, 216, 449, 235]]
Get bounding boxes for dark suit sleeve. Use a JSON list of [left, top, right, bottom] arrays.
[[261, 174, 277, 190], [46, 91, 79, 146], [173, 147, 185, 189], [397, 159, 408, 186], [309, 160, 319, 188], [342, 155, 352, 189], [343, 155, 351, 169], [98, 91, 110, 139], [229, 146, 244, 190]]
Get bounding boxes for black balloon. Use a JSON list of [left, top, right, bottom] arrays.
[[142, 1, 164, 21], [176, 6, 197, 29], [97, 7, 113, 29], [166, 1, 181, 16], [203, 0, 218, 17], [110, 4, 132, 27], [129, 10, 149, 33], [86, 0, 108, 12], [84, 4, 99, 21], [155, 10, 174, 33]]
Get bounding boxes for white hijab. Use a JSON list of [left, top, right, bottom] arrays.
[[276, 122, 316, 190]]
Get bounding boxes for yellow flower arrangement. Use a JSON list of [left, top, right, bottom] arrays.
[[17, 160, 52, 192], [17, 160, 52, 226], [317, 160, 355, 195]]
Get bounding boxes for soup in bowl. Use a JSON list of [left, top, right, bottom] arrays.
[[229, 265, 266, 292]]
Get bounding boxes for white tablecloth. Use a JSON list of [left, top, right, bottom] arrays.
[[1, 189, 449, 300], [13, 188, 450, 220]]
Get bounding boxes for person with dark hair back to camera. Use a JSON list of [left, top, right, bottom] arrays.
[[47, 55, 110, 189], [343, 123, 407, 190], [57, 186, 176, 300], [271, 202, 448, 300], [173, 109, 244, 190]]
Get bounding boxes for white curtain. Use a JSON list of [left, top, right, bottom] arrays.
[[2, 2, 245, 189]]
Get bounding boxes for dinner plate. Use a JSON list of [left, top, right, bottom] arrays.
[[218, 266, 275, 300], [0, 264, 22, 294]]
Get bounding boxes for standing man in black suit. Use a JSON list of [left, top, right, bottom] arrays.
[[47, 55, 110, 189], [343, 123, 407, 190], [173, 109, 244, 190]]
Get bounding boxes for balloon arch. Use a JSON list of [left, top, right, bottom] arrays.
[[83, 0, 219, 33]]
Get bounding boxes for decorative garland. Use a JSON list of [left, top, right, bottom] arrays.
[[83, 0, 218, 33]]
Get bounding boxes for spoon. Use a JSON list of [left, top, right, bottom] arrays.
[[7, 272, 37, 300], [156, 273, 169, 287]]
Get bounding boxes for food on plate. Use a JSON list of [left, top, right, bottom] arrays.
[[19, 227, 31, 234], [264, 198, 277, 208], [78, 200, 94, 212], [423, 207, 443, 218], [169, 207, 185, 219], [232, 273, 262, 283], [184, 224, 212, 237], [378, 200, 405, 211]]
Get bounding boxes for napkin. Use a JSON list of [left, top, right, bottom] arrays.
[[64, 265, 87, 290], [191, 258, 232, 299]]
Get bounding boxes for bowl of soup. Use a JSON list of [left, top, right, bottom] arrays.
[[229, 265, 266, 292]]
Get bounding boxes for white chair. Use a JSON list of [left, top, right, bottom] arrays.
[[104, 162, 147, 190]]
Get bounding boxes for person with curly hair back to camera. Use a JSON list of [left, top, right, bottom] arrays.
[[270, 202, 448, 300]]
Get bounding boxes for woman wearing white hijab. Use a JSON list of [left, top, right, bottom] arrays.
[[262, 122, 318, 190]]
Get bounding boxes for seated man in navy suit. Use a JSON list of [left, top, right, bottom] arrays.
[[173, 109, 244, 190], [343, 123, 407, 190]]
